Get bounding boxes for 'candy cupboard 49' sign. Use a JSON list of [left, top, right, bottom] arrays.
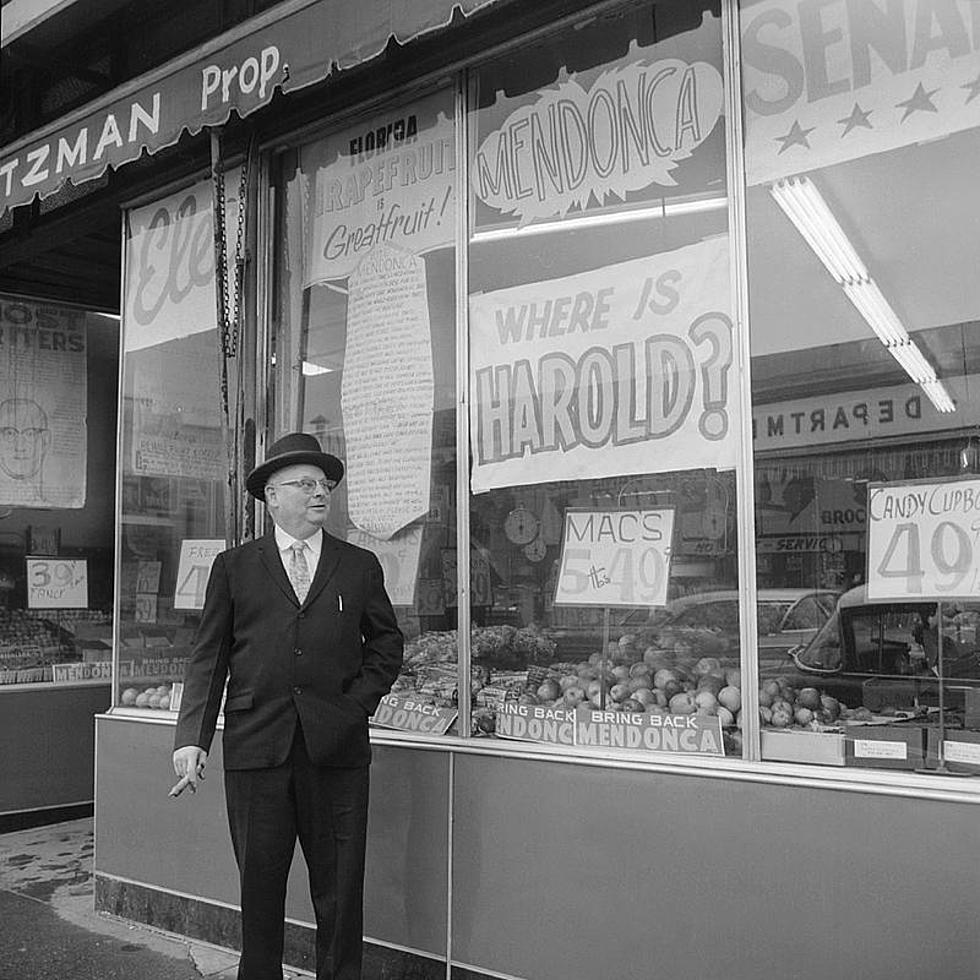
[[867, 477, 980, 600]]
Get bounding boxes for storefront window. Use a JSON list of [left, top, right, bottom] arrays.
[[742, 0, 980, 772], [466, 5, 742, 756], [0, 294, 117, 686], [116, 176, 238, 711], [271, 89, 460, 737]]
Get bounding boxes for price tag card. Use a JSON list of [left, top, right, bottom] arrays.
[[174, 539, 225, 609], [867, 478, 980, 600], [27, 558, 88, 608], [553, 508, 675, 608]]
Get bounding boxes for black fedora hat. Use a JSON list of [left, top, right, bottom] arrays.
[[245, 432, 344, 499]]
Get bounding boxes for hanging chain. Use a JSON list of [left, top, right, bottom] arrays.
[[211, 130, 255, 547]]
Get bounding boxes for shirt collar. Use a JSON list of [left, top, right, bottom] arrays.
[[274, 525, 323, 562]]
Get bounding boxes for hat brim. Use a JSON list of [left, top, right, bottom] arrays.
[[245, 451, 344, 499]]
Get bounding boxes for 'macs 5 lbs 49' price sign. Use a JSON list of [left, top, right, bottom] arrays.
[[867, 478, 980, 600], [554, 508, 675, 608]]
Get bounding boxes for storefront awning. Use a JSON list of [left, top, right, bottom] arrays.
[[0, 0, 501, 216]]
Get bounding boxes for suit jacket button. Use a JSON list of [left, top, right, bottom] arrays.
[[293, 686, 302, 695], [294, 648, 303, 656]]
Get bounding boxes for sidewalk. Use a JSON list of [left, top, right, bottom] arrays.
[[0, 817, 312, 980]]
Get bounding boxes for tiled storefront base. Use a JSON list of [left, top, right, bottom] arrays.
[[94, 874, 452, 980]]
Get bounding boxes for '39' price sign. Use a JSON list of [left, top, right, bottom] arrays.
[[27, 558, 89, 609], [867, 478, 980, 600]]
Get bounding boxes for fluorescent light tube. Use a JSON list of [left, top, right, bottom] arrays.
[[920, 380, 956, 413], [887, 341, 935, 383], [770, 177, 868, 284], [301, 361, 333, 376], [769, 174, 956, 416]]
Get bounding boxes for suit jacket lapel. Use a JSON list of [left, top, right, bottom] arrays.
[[258, 532, 299, 605], [304, 532, 342, 608]]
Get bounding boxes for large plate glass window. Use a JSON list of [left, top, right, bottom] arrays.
[[116, 176, 239, 712], [741, 0, 980, 772], [271, 90, 460, 737], [466, 4, 743, 756], [0, 295, 117, 688]]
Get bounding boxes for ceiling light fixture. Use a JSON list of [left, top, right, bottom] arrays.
[[770, 175, 954, 414], [470, 195, 727, 243]]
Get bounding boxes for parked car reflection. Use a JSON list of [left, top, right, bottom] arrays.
[[782, 586, 980, 711], [550, 587, 839, 663]]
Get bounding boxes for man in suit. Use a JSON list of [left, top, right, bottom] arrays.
[[171, 432, 404, 980]]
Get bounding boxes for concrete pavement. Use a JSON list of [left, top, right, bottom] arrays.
[[0, 817, 312, 979]]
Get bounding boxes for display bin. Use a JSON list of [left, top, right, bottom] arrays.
[[844, 724, 926, 770], [761, 729, 845, 766], [861, 678, 920, 712], [925, 729, 980, 775], [964, 689, 980, 730]]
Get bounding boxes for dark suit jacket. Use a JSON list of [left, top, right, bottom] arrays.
[[174, 530, 403, 769]]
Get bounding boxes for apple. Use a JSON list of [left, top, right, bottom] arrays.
[[694, 690, 719, 712], [537, 680, 560, 701], [718, 686, 741, 713], [797, 688, 821, 711], [669, 691, 697, 714], [716, 706, 735, 727], [770, 708, 793, 728], [620, 698, 644, 713], [694, 657, 721, 676], [697, 675, 724, 696], [794, 707, 814, 726], [563, 687, 586, 706], [632, 688, 655, 706], [724, 667, 741, 688], [653, 668, 680, 691], [121, 688, 138, 706], [609, 682, 632, 702]]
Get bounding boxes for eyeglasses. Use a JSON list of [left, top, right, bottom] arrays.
[[269, 478, 335, 495]]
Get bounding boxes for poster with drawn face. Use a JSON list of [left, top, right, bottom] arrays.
[[0, 295, 87, 508]]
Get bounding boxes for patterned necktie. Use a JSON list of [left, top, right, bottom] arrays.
[[287, 540, 311, 603]]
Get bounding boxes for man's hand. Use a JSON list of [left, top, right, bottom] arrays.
[[170, 746, 208, 798]]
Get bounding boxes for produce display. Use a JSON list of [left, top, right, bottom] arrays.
[[120, 684, 174, 709], [0, 609, 73, 683]]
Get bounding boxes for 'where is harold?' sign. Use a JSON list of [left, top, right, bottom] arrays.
[[554, 508, 675, 609], [469, 237, 736, 494]]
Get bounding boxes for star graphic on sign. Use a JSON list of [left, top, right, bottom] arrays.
[[774, 119, 815, 154], [962, 72, 980, 104], [896, 82, 939, 121], [837, 102, 873, 136]]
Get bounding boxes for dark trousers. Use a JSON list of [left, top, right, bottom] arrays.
[[224, 729, 370, 980]]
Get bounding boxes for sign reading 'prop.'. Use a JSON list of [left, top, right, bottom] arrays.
[[554, 508, 675, 609], [867, 477, 980, 601], [468, 237, 735, 494]]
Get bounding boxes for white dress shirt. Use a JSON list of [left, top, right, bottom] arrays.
[[274, 526, 323, 581]]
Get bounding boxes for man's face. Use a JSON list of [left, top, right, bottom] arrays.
[[264, 463, 333, 539], [0, 400, 50, 481]]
